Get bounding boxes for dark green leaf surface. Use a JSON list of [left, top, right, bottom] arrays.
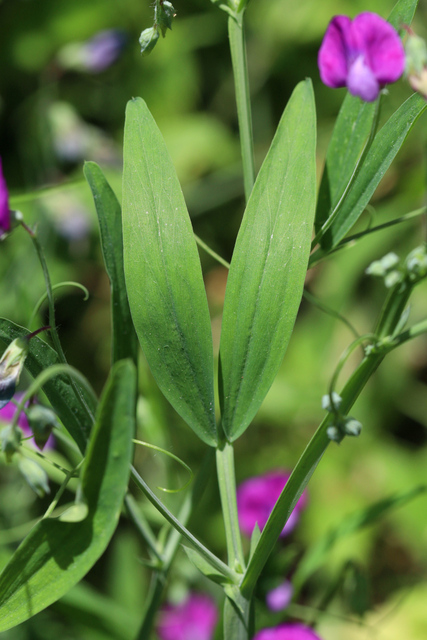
[[84, 162, 138, 365], [0, 359, 136, 632], [317, 93, 427, 253], [122, 98, 216, 446], [219, 80, 317, 441], [0, 319, 95, 453]]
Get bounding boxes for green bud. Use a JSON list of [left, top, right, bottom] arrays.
[[139, 27, 160, 56], [18, 457, 50, 497], [26, 404, 58, 450], [321, 391, 342, 412], [0, 338, 29, 409], [343, 417, 362, 437], [366, 252, 399, 277], [1, 424, 22, 462], [405, 32, 427, 76], [157, 1, 176, 37]]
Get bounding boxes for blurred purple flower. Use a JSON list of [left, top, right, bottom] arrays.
[[266, 580, 294, 612], [254, 623, 323, 640], [0, 394, 55, 451], [84, 30, 126, 72], [237, 471, 307, 538], [157, 593, 218, 640], [318, 12, 405, 102], [0, 157, 11, 237]]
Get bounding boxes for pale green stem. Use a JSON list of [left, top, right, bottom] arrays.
[[216, 440, 245, 571], [228, 11, 255, 201], [130, 465, 238, 584], [134, 450, 216, 640]]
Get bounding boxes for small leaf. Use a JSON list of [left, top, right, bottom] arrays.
[[84, 162, 138, 366], [219, 80, 316, 441], [0, 359, 136, 632], [122, 97, 216, 446], [182, 546, 233, 585]]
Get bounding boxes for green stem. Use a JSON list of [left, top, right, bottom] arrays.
[[240, 350, 384, 598], [26, 227, 96, 424], [125, 494, 164, 563], [130, 465, 238, 584], [216, 440, 245, 571], [194, 234, 231, 269], [134, 450, 216, 640], [228, 11, 255, 202]]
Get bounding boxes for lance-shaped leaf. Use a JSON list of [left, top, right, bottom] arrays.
[[84, 162, 138, 366], [316, 93, 427, 254], [315, 0, 420, 244], [219, 80, 316, 441], [0, 359, 136, 632], [122, 98, 216, 446], [0, 319, 95, 453]]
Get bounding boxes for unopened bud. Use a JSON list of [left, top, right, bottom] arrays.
[[0, 338, 29, 409], [157, 1, 176, 37], [19, 457, 50, 497], [139, 27, 160, 56], [26, 405, 58, 450], [1, 424, 22, 462], [405, 30, 427, 99]]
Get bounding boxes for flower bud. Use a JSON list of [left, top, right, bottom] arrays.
[[1, 424, 22, 462], [405, 30, 427, 99], [26, 404, 58, 450], [157, 1, 176, 37], [139, 27, 160, 56], [0, 338, 29, 409], [18, 457, 50, 497]]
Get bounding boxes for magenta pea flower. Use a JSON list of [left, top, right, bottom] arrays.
[[237, 471, 307, 538], [253, 623, 323, 640], [0, 157, 11, 237], [318, 12, 405, 102], [157, 592, 218, 640]]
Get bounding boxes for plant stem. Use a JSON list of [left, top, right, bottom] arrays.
[[130, 465, 238, 584], [216, 440, 245, 571], [134, 450, 216, 640], [228, 11, 255, 202]]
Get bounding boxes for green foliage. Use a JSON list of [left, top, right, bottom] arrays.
[[84, 161, 138, 366], [122, 97, 216, 447], [0, 359, 136, 632], [0, 319, 95, 453], [219, 79, 317, 441]]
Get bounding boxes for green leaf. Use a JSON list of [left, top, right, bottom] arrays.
[[84, 162, 138, 366], [0, 359, 136, 632], [182, 546, 234, 585], [292, 484, 427, 592], [317, 93, 427, 253], [0, 319, 95, 453], [219, 79, 316, 441], [315, 0, 419, 236], [122, 97, 216, 446], [223, 588, 253, 640]]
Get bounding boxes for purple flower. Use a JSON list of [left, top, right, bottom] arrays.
[[157, 593, 218, 640], [318, 12, 405, 102], [237, 471, 307, 538], [266, 580, 294, 612], [253, 623, 323, 640], [0, 394, 55, 451], [0, 157, 11, 237], [84, 30, 126, 72]]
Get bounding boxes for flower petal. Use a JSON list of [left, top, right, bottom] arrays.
[[352, 12, 405, 84], [0, 157, 10, 236], [318, 15, 352, 88], [254, 622, 323, 640], [347, 55, 380, 102]]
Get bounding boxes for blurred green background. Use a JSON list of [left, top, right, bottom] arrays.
[[1, 0, 427, 638]]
